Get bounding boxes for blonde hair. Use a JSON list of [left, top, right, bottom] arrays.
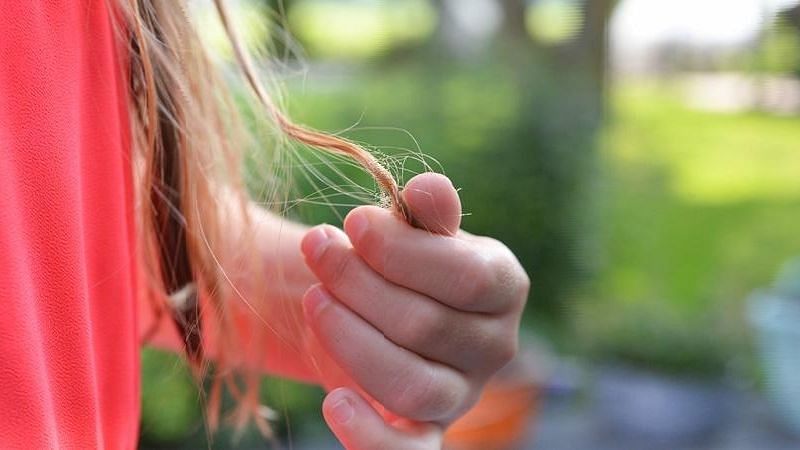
[[118, 0, 409, 436]]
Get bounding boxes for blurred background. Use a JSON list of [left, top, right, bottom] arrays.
[[140, 0, 800, 448]]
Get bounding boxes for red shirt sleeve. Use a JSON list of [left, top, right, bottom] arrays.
[[0, 1, 141, 447]]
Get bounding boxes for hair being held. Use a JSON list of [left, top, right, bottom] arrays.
[[118, 0, 416, 438]]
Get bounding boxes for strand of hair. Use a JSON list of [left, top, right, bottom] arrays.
[[211, 0, 413, 223]]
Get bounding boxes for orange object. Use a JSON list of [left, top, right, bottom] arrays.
[[444, 380, 540, 450]]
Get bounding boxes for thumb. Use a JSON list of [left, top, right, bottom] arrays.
[[401, 173, 461, 236], [322, 387, 443, 450]]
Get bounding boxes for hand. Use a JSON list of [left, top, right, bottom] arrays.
[[300, 173, 530, 449], [319, 387, 444, 450]]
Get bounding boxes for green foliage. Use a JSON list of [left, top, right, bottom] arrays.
[[138, 349, 327, 448], [751, 20, 800, 76], [526, 0, 584, 45], [573, 83, 800, 376], [259, 377, 327, 438], [139, 349, 201, 444], [288, 0, 436, 58]]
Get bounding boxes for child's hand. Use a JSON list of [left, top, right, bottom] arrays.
[[300, 173, 529, 448]]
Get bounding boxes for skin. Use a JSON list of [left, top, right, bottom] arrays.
[[142, 173, 530, 449], [301, 173, 529, 448]]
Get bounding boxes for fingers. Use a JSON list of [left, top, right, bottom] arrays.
[[401, 173, 462, 236], [323, 388, 443, 450], [302, 284, 474, 423], [298, 172, 529, 432], [343, 206, 525, 314], [301, 225, 514, 373]]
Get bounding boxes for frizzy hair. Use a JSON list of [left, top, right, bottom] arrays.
[[117, 0, 410, 435]]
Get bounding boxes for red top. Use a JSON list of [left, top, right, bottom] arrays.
[[0, 1, 140, 448]]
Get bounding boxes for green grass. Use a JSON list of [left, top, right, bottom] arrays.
[[610, 83, 800, 203], [574, 82, 800, 376]]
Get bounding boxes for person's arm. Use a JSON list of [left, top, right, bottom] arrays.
[[139, 203, 322, 383], [142, 173, 530, 449]]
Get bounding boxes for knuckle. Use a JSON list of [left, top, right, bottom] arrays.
[[519, 268, 531, 296], [499, 247, 530, 299], [391, 367, 458, 421], [457, 255, 494, 309], [489, 252, 531, 312], [400, 305, 447, 350], [499, 259, 529, 308], [473, 319, 519, 373], [456, 252, 492, 300], [384, 365, 428, 416], [480, 236, 505, 249], [467, 238, 530, 312], [516, 270, 531, 307], [494, 333, 519, 368]]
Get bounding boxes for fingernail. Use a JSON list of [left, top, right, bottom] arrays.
[[301, 227, 330, 262], [302, 286, 332, 320], [330, 396, 354, 425], [345, 212, 369, 244]]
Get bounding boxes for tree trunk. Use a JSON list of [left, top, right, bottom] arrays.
[[579, 0, 613, 96], [499, 0, 529, 42]]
